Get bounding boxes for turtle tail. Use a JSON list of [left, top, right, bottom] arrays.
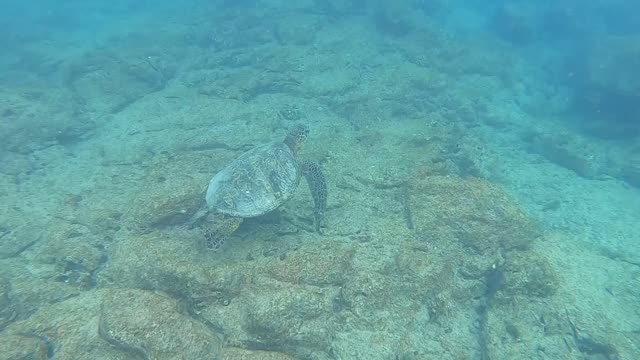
[[301, 160, 327, 233]]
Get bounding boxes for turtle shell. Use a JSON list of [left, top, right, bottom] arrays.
[[206, 142, 301, 217]]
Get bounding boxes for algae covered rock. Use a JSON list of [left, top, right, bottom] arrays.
[[263, 242, 354, 286], [0, 290, 122, 359], [0, 216, 43, 260], [409, 175, 540, 254], [241, 284, 336, 353], [97, 228, 249, 312], [0, 334, 49, 360], [0, 289, 224, 360], [0, 276, 17, 331], [99, 289, 223, 360], [502, 251, 559, 298], [0, 86, 80, 153], [30, 220, 107, 289], [124, 153, 212, 232], [528, 130, 603, 179], [618, 152, 640, 188], [102, 228, 342, 358], [223, 347, 295, 360], [64, 46, 174, 116]]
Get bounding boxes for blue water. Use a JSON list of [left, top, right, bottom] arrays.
[[1, 1, 639, 359]]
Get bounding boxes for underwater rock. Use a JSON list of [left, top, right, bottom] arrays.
[[0, 152, 36, 177], [99, 289, 223, 360], [409, 175, 540, 254], [102, 164, 552, 359], [619, 155, 640, 188], [223, 347, 295, 360], [64, 47, 173, 116], [29, 221, 106, 289], [0, 261, 82, 325], [527, 130, 603, 179], [0, 276, 17, 331], [502, 251, 559, 298], [98, 229, 247, 307], [263, 242, 354, 286], [124, 153, 211, 232], [328, 237, 478, 358], [0, 217, 114, 321], [0, 219, 42, 259], [340, 245, 458, 319], [0, 334, 50, 360], [101, 228, 343, 358], [0, 290, 125, 359], [0, 87, 79, 153], [239, 284, 336, 355], [0, 289, 223, 359], [526, 128, 615, 179]]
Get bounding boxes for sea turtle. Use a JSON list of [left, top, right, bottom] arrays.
[[195, 124, 327, 250]]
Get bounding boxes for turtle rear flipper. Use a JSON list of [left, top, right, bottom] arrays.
[[204, 215, 243, 251], [301, 160, 327, 233], [205, 231, 227, 251]]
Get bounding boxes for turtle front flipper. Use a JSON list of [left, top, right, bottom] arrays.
[[300, 160, 327, 233], [204, 214, 243, 251]]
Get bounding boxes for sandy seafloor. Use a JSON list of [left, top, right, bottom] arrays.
[[1, 1, 639, 359]]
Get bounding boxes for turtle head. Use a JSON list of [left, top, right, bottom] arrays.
[[284, 124, 309, 155]]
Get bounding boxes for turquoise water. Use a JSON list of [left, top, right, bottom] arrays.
[[1, 1, 639, 359]]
